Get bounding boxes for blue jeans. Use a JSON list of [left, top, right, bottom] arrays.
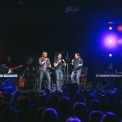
[[71, 69, 81, 85], [39, 70, 51, 90], [55, 69, 63, 91]]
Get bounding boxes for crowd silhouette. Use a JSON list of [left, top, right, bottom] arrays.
[[0, 88, 122, 122]]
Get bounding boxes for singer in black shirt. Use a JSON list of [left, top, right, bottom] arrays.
[[71, 53, 83, 85], [54, 53, 66, 91]]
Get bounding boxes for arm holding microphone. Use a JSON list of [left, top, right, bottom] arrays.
[[39, 58, 47, 66], [62, 59, 66, 67], [71, 59, 74, 65], [54, 59, 66, 67], [54, 59, 61, 67]]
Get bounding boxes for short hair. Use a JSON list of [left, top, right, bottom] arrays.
[[73, 102, 88, 122], [65, 117, 81, 122], [57, 53, 62, 56], [41, 108, 58, 122], [75, 53, 80, 57], [89, 110, 103, 122], [101, 112, 120, 122], [0, 107, 18, 122], [42, 51, 48, 56]]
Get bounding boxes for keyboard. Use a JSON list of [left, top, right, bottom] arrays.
[[96, 74, 122, 77], [0, 74, 18, 77]]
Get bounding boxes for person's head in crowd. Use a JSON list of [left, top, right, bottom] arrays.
[[98, 95, 106, 107], [49, 94, 59, 110], [36, 107, 47, 122], [108, 93, 117, 105], [0, 107, 18, 122], [37, 94, 48, 107], [73, 92, 84, 104], [89, 110, 103, 122], [33, 93, 39, 105], [0, 101, 8, 116], [4, 93, 12, 104], [17, 96, 30, 111], [90, 99, 101, 111], [101, 112, 120, 122], [85, 93, 95, 108], [73, 102, 88, 122], [41, 108, 58, 122], [10, 90, 22, 106], [65, 117, 81, 122], [58, 97, 72, 112]]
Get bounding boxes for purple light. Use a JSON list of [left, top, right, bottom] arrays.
[[117, 25, 122, 32], [109, 39, 112, 43], [104, 34, 117, 48], [118, 39, 122, 44], [109, 27, 112, 30], [108, 22, 114, 24], [109, 54, 112, 57]]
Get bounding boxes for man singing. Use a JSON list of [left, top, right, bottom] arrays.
[[39, 51, 51, 90], [54, 53, 66, 91], [71, 53, 83, 86]]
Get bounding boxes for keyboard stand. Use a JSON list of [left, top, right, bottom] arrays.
[[96, 73, 118, 90]]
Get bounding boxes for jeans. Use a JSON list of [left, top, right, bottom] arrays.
[[71, 69, 81, 85], [55, 69, 63, 91], [39, 70, 51, 90]]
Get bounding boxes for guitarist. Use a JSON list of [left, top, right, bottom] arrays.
[[38, 51, 51, 91], [5, 56, 14, 73], [71, 53, 83, 86], [54, 53, 66, 91]]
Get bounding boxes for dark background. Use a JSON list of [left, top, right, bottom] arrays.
[[0, 0, 122, 76]]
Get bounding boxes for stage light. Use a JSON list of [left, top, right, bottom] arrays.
[[104, 34, 117, 48], [109, 39, 112, 43], [109, 27, 112, 30], [109, 53, 112, 57]]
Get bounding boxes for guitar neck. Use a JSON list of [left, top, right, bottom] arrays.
[[11, 65, 23, 70]]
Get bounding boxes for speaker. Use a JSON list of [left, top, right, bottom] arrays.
[[62, 83, 79, 93]]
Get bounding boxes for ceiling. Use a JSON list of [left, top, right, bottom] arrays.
[[0, 0, 122, 22]]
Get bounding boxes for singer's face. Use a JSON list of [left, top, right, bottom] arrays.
[[58, 54, 62, 59], [43, 52, 47, 58], [75, 54, 79, 59]]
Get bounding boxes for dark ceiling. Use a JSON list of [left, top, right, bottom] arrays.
[[0, 0, 122, 22]]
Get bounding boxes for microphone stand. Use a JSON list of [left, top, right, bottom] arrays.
[[66, 51, 69, 83]]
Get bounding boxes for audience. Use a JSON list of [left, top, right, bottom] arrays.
[[0, 88, 121, 122]]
